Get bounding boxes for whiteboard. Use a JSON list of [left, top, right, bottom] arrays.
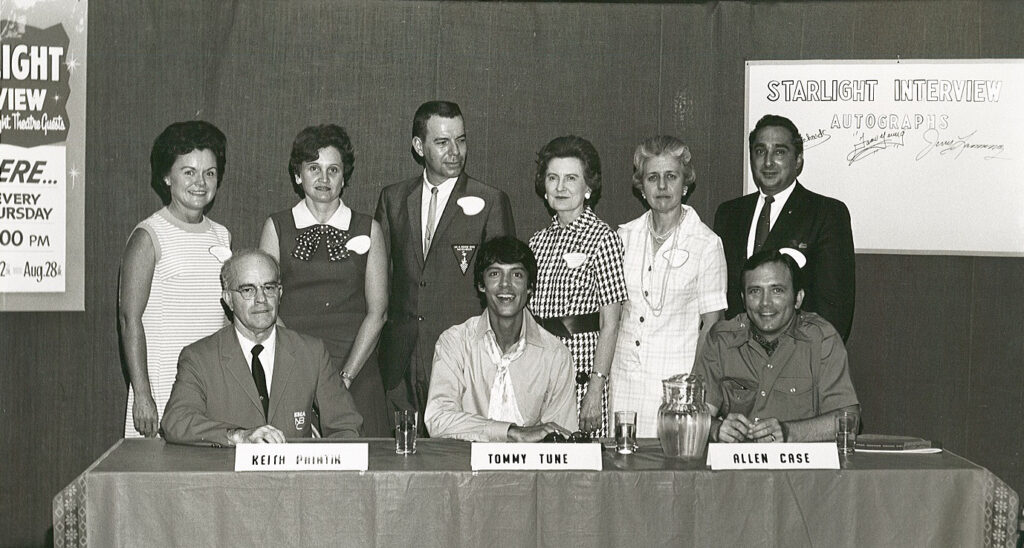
[[746, 60, 1024, 256]]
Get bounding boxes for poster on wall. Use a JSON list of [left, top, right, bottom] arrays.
[[0, 0, 86, 310], [746, 60, 1023, 257]]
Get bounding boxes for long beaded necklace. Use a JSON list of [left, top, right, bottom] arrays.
[[642, 208, 686, 317]]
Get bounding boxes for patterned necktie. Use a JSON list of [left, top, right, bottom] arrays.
[[753, 195, 774, 254], [424, 186, 439, 256], [251, 345, 269, 420]]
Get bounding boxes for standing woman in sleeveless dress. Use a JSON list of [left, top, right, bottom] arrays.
[[119, 121, 232, 438], [259, 124, 389, 436]]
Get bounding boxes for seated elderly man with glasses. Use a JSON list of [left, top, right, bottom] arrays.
[[162, 249, 362, 446]]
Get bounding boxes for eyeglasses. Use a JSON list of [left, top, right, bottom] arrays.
[[230, 282, 282, 300]]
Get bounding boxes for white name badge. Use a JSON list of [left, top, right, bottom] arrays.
[[471, 443, 603, 471], [706, 442, 839, 470], [234, 443, 368, 471]]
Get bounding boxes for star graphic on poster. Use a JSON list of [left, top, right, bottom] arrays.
[[65, 55, 80, 73], [69, 166, 80, 189]]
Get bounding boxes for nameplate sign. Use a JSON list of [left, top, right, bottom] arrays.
[[707, 443, 839, 470], [234, 443, 368, 471], [471, 443, 603, 471]]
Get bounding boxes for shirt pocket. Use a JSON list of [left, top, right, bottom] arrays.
[[563, 258, 596, 301], [721, 377, 757, 417], [660, 245, 698, 300], [771, 377, 815, 417]]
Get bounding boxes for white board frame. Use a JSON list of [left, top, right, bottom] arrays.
[[746, 59, 1024, 257]]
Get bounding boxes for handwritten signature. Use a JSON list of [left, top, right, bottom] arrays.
[[915, 129, 1008, 161], [802, 129, 831, 151], [846, 130, 905, 165]]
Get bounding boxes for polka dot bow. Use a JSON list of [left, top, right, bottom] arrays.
[[292, 225, 353, 261]]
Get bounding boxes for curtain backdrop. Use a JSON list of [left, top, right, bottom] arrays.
[[2, 1, 1022, 545]]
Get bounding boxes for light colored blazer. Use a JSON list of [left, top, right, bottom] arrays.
[[162, 325, 362, 446]]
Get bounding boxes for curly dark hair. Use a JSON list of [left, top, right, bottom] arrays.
[[150, 120, 226, 204], [288, 124, 355, 185], [741, 248, 804, 294], [473, 236, 538, 293], [533, 135, 602, 207], [748, 114, 803, 157]]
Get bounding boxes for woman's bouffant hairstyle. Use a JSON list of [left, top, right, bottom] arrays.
[[631, 135, 697, 201], [533, 135, 602, 207], [288, 124, 355, 186], [150, 120, 226, 204]]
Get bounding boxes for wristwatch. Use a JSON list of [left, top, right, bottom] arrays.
[[341, 371, 355, 385]]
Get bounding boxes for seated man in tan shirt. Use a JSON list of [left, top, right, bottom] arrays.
[[693, 248, 859, 443], [424, 236, 578, 441]]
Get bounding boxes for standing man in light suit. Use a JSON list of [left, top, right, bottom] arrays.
[[375, 101, 516, 432], [714, 114, 855, 341]]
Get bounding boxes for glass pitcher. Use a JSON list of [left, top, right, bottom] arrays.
[[657, 373, 712, 459]]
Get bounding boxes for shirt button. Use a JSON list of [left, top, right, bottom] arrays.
[[417, 315, 424, 321], [767, 363, 772, 368], [760, 390, 766, 397], [419, 281, 427, 287], [643, 290, 649, 297], [647, 266, 652, 272], [325, 302, 331, 307], [639, 316, 645, 323], [789, 387, 796, 393], [635, 340, 640, 347]]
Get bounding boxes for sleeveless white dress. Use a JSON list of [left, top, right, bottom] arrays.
[[124, 207, 230, 437]]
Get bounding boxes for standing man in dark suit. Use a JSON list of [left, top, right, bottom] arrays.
[[162, 249, 363, 446], [375, 101, 516, 430], [713, 114, 855, 341]]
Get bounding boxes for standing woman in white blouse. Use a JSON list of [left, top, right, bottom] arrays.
[[611, 136, 727, 437]]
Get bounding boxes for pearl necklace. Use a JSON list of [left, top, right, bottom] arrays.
[[642, 208, 686, 317]]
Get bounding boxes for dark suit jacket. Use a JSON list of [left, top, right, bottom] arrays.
[[162, 325, 363, 446], [713, 182, 855, 341], [375, 172, 515, 389]]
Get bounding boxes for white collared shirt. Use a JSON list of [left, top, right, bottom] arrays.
[[291, 199, 352, 230], [421, 172, 458, 245], [746, 181, 797, 258], [235, 326, 278, 393]]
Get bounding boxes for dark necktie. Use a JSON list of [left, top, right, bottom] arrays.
[[753, 195, 774, 254], [251, 344, 269, 420]]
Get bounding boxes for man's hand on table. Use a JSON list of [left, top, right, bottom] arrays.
[[507, 422, 573, 442], [229, 425, 286, 445], [746, 417, 784, 443], [716, 413, 754, 442], [715, 414, 787, 443]]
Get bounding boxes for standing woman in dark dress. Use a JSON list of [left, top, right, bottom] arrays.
[[259, 124, 389, 436]]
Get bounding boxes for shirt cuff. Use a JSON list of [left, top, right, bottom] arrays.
[[490, 421, 514, 442]]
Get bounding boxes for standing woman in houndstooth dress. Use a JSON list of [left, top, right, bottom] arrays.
[[528, 136, 626, 437]]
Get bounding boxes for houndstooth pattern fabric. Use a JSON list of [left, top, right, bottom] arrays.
[[529, 208, 627, 436]]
